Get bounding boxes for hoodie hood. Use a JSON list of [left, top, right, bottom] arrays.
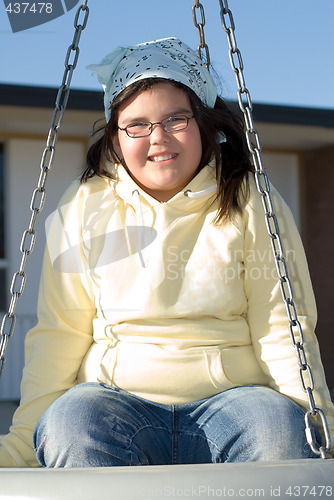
[[102, 160, 219, 273], [110, 161, 217, 213]]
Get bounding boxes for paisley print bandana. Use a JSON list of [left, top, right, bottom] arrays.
[[87, 37, 218, 122]]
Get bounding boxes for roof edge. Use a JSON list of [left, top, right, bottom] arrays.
[[1, 83, 333, 128]]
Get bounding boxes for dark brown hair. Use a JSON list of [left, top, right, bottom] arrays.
[[82, 78, 253, 223]]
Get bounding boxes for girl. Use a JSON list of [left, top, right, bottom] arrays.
[[0, 37, 333, 467]]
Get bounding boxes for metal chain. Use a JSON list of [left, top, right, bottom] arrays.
[[218, 0, 331, 459], [192, 0, 211, 70], [0, 1, 89, 380]]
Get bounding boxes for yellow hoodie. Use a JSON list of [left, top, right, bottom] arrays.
[[0, 163, 333, 466]]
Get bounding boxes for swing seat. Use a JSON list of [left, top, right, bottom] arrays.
[[0, 460, 333, 499]]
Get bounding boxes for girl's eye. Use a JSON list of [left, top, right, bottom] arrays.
[[163, 116, 190, 132], [128, 122, 150, 130], [167, 116, 185, 123]]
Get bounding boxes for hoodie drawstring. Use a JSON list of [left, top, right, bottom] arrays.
[[132, 189, 146, 268], [131, 184, 216, 268], [183, 185, 216, 198]]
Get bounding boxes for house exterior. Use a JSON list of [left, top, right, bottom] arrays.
[[0, 83, 333, 400]]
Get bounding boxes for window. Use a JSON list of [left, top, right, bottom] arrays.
[[0, 144, 6, 311]]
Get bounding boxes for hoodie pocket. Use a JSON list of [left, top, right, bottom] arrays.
[[204, 348, 236, 390], [204, 345, 269, 390]]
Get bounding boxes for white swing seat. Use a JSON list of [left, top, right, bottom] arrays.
[[1, 459, 333, 500]]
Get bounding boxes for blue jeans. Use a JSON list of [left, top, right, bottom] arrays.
[[33, 383, 320, 467]]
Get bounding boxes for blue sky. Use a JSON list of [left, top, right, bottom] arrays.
[[1, 0, 333, 109]]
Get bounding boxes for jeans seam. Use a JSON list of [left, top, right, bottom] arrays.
[[172, 405, 179, 464], [179, 429, 228, 462], [128, 424, 169, 443]]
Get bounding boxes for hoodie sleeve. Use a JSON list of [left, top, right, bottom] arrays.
[[243, 175, 334, 457], [0, 181, 97, 467]]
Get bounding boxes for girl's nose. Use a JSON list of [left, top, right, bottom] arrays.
[[149, 124, 170, 144]]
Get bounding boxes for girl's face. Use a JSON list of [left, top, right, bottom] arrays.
[[112, 83, 202, 202]]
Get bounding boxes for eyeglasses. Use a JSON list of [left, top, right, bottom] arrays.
[[118, 115, 195, 138]]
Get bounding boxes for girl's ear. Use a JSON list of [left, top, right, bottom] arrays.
[[112, 133, 123, 161]]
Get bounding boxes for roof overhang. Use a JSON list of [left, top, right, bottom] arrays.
[[1, 84, 333, 150]]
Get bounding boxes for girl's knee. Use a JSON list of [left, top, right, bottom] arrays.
[[237, 387, 322, 460], [33, 383, 156, 467], [210, 386, 321, 462], [33, 383, 104, 467]]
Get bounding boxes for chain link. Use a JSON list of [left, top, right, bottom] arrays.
[[0, 1, 89, 380], [219, 0, 331, 458], [192, 0, 211, 69]]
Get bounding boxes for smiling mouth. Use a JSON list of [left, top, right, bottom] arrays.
[[148, 154, 177, 162]]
